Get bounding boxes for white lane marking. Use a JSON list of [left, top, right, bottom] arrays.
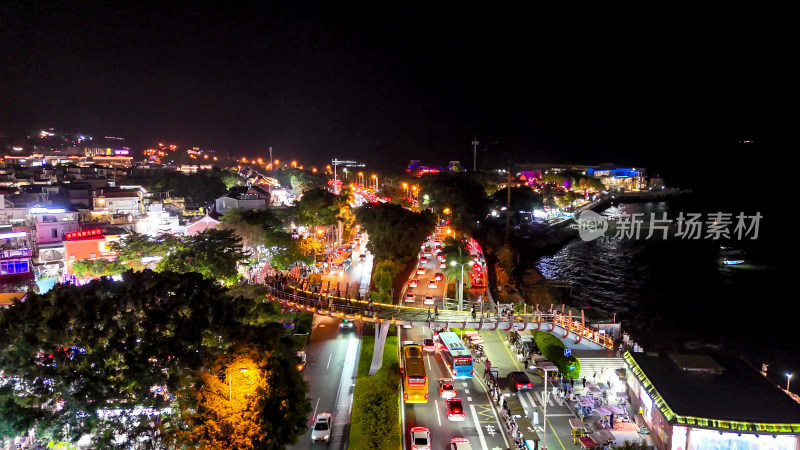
[[326, 353, 332, 370], [469, 404, 489, 450], [435, 399, 441, 427], [311, 397, 320, 423], [427, 354, 432, 371], [467, 396, 472, 401], [465, 389, 470, 394], [474, 375, 511, 449], [518, 391, 528, 409]]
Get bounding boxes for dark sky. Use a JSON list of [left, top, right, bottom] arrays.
[[1, 2, 795, 176]]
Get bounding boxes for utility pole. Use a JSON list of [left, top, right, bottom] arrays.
[[471, 135, 479, 172], [269, 147, 273, 172], [505, 168, 511, 244]]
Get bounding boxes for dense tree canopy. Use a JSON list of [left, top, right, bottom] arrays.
[[418, 172, 491, 233], [490, 186, 543, 212], [287, 187, 338, 228], [355, 203, 435, 263], [158, 228, 250, 282], [145, 168, 229, 205], [0, 271, 310, 448]]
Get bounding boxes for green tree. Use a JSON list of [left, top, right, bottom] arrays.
[[110, 232, 179, 270], [0, 271, 310, 448], [355, 203, 435, 263], [288, 188, 338, 227], [146, 169, 228, 204], [70, 258, 126, 279], [373, 260, 403, 303], [491, 186, 543, 212], [351, 378, 401, 449], [417, 172, 491, 233], [158, 228, 250, 282]]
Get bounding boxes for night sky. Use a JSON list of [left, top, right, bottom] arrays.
[[1, 2, 795, 178]]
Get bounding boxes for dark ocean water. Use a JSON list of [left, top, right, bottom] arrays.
[[534, 192, 794, 390]]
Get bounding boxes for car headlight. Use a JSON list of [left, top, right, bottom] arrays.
[[324, 435, 329, 439]]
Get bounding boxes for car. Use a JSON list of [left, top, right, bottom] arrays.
[[295, 351, 306, 372], [404, 292, 416, 302], [419, 256, 429, 264], [507, 371, 533, 391], [311, 413, 332, 443], [408, 279, 419, 288], [472, 263, 482, 272], [423, 295, 435, 305], [450, 437, 473, 450], [434, 272, 444, 281], [339, 318, 354, 331], [422, 338, 436, 352], [427, 280, 437, 289], [436, 253, 445, 261], [416, 267, 427, 275], [434, 240, 442, 248], [359, 253, 366, 262], [420, 243, 427, 250], [439, 261, 447, 269], [439, 378, 456, 399], [409, 427, 431, 450], [445, 398, 466, 421]]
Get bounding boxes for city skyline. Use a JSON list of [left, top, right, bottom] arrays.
[[1, 3, 794, 174]]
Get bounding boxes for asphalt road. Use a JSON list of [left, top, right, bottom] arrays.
[[400, 325, 511, 450], [320, 234, 373, 298], [287, 315, 361, 450]]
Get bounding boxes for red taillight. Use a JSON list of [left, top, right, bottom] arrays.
[[404, 393, 408, 400], [527, 383, 532, 387], [516, 383, 522, 388], [471, 370, 474, 375], [424, 393, 428, 399]]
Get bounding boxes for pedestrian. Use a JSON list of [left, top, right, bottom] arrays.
[[471, 306, 476, 320], [531, 411, 539, 426], [434, 305, 439, 319], [570, 378, 575, 389], [427, 307, 432, 321], [582, 376, 586, 387]]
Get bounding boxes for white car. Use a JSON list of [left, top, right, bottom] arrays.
[[450, 437, 473, 450], [416, 267, 427, 275], [311, 413, 332, 443], [404, 292, 416, 302], [410, 427, 431, 450], [423, 295, 435, 305], [427, 280, 437, 289]]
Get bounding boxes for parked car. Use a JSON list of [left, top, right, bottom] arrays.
[[404, 292, 416, 302]]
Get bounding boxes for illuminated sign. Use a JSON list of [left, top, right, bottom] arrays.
[[30, 207, 67, 214], [0, 231, 27, 239], [65, 229, 103, 240], [114, 149, 130, 155]]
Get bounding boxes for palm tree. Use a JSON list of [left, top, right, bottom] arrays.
[[442, 237, 473, 311]]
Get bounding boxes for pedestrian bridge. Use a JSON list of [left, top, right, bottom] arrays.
[[266, 285, 613, 373]]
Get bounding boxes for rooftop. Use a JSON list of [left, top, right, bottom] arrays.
[[628, 352, 800, 427]]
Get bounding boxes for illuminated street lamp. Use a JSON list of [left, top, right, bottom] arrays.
[[291, 160, 297, 168], [443, 207, 451, 215], [788, 373, 793, 392], [229, 367, 248, 401], [403, 182, 409, 197], [274, 159, 280, 165], [372, 174, 378, 191], [358, 172, 363, 186]]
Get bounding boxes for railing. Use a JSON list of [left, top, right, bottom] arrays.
[[0, 248, 33, 259], [264, 284, 614, 349]]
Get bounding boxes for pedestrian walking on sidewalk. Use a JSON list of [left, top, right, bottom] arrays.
[[582, 376, 586, 387], [570, 378, 575, 389], [434, 305, 439, 320], [471, 306, 476, 320], [426, 307, 432, 321]]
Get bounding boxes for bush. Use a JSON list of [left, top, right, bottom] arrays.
[[533, 331, 581, 379]]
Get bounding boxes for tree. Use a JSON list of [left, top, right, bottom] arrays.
[[373, 260, 404, 303], [490, 186, 543, 212], [219, 208, 285, 263], [288, 187, 338, 228], [351, 378, 400, 449], [355, 203, 435, 263], [158, 228, 250, 282], [417, 172, 491, 233], [70, 258, 126, 279], [145, 169, 228, 205], [110, 232, 179, 271], [0, 271, 310, 448]]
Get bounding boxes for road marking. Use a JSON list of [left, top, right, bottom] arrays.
[[326, 353, 332, 370], [474, 375, 510, 448], [467, 396, 472, 401], [435, 399, 441, 427], [427, 354, 432, 371], [469, 404, 489, 450], [465, 389, 470, 394], [311, 397, 320, 424]]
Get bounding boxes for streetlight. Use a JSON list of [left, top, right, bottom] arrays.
[[450, 260, 469, 312], [358, 172, 363, 186], [536, 361, 558, 450], [229, 367, 248, 401], [372, 174, 377, 191], [403, 183, 408, 197], [788, 373, 793, 392]]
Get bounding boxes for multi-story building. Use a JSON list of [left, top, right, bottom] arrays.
[[215, 194, 266, 215], [92, 189, 144, 217], [0, 228, 35, 284], [587, 167, 646, 191]]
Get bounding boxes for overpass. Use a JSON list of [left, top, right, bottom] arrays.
[[265, 285, 614, 374]]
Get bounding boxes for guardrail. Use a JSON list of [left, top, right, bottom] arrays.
[[265, 284, 613, 349]]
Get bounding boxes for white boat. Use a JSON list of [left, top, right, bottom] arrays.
[[723, 258, 745, 265]]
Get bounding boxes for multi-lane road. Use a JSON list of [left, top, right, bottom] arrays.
[[288, 234, 372, 450], [400, 324, 511, 450]]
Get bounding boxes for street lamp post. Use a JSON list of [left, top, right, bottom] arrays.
[[450, 260, 468, 312], [536, 362, 557, 450], [788, 373, 793, 392]]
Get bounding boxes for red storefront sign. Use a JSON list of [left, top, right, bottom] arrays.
[[65, 228, 103, 240]]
